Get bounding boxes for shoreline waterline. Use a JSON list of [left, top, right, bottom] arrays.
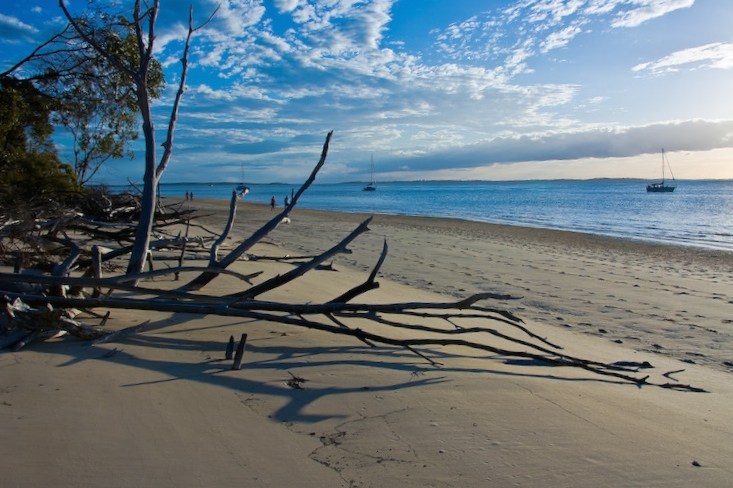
[[187, 196, 733, 258], [151, 179, 733, 252]]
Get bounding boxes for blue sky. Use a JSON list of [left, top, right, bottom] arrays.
[[1, 0, 732, 184]]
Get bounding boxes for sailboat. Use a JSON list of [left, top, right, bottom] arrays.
[[363, 154, 377, 192], [646, 149, 676, 193], [235, 162, 249, 195]]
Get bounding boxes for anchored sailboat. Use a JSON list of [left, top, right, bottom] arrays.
[[646, 149, 676, 193], [363, 154, 376, 191], [236, 162, 249, 195]]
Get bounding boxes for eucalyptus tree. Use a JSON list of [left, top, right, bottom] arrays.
[[58, 0, 217, 274], [47, 20, 165, 185], [1, 19, 164, 187]]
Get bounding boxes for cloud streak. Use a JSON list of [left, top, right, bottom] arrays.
[[633, 42, 733, 74], [380, 120, 733, 173], [0, 13, 39, 42]]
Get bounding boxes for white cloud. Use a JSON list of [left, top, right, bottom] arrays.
[[540, 23, 583, 52], [274, 0, 300, 14], [382, 120, 733, 173], [153, 22, 189, 54], [611, 0, 694, 28], [0, 13, 39, 42], [633, 42, 733, 74], [525, 0, 585, 25], [432, 0, 699, 71], [216, 0, 266, 37]]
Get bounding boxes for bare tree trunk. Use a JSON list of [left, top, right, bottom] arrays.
[[59, 0, 217, 277], [210, 191, 238, 264], [127, 84, 158, 274]]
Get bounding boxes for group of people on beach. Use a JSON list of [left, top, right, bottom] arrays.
[[270, 195, 289, 209], [270, 189, 295, 210], [184, 191, 193, 201]]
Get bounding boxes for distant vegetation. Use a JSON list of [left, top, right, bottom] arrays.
[[0, 76, 79, 209], [0, 7, 165, 211]]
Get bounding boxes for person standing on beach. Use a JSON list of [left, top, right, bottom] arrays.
[[284, 195, 290, 207], [270, 196, 276, 210]]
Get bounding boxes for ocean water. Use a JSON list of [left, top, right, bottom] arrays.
[[150, 179, 733, 252]]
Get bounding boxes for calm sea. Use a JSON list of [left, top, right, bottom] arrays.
[[147, 180, 733, 252]]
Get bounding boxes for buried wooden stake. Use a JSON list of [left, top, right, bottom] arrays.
[[232, 333, 248, 370], [225, 335, 235, 360]]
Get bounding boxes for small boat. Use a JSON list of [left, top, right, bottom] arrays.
[[236, 163, 250, 195], [363, 154, 377, 191], [646, 149, 676, 193]]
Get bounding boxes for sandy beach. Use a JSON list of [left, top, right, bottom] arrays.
[[200, 199, 733, 373], [2, 197, 732, 487]]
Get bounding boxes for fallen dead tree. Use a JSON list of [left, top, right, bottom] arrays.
[[0, 132, 705, 392], [0, 189, 200, 272]]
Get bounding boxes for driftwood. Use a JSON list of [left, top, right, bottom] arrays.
[[0, 133, 706, 393], [179, 131, 334, 292], [232, 333, 248, 370]]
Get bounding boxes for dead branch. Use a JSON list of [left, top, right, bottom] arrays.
[[180, 131, 333, 291], [329, 238, 388, 304], [228, 217, 372, 300], [210, 190, 238, 264]]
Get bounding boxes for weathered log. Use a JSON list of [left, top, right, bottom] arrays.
[[92, 320, 151, 345], [232, 333, 248, 370], [175, 216, 191, 281], [0, 286, 704, 391], [91, 245, 102, 297], [57, 316, 108, 340], [210, 190, 238, 264], [225, 335, 235, 360]]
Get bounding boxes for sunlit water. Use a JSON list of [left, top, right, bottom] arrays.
[[141, 179, 733, 251]]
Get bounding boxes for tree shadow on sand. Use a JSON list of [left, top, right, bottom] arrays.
[[39, 311, 656, 423]]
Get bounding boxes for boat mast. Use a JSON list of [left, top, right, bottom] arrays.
[[370, 153, 374, 184], [661, 149, 665, 183], [666, 150, 676, 183]]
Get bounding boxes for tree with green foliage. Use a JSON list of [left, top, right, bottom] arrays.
[[0, 76, 78, 207], [2, 15, 164, 186], [49, 28, 163, 185], [59, 0, 216, 275]]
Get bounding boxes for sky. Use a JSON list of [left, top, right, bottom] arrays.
[[1, 0, 732, 184]]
